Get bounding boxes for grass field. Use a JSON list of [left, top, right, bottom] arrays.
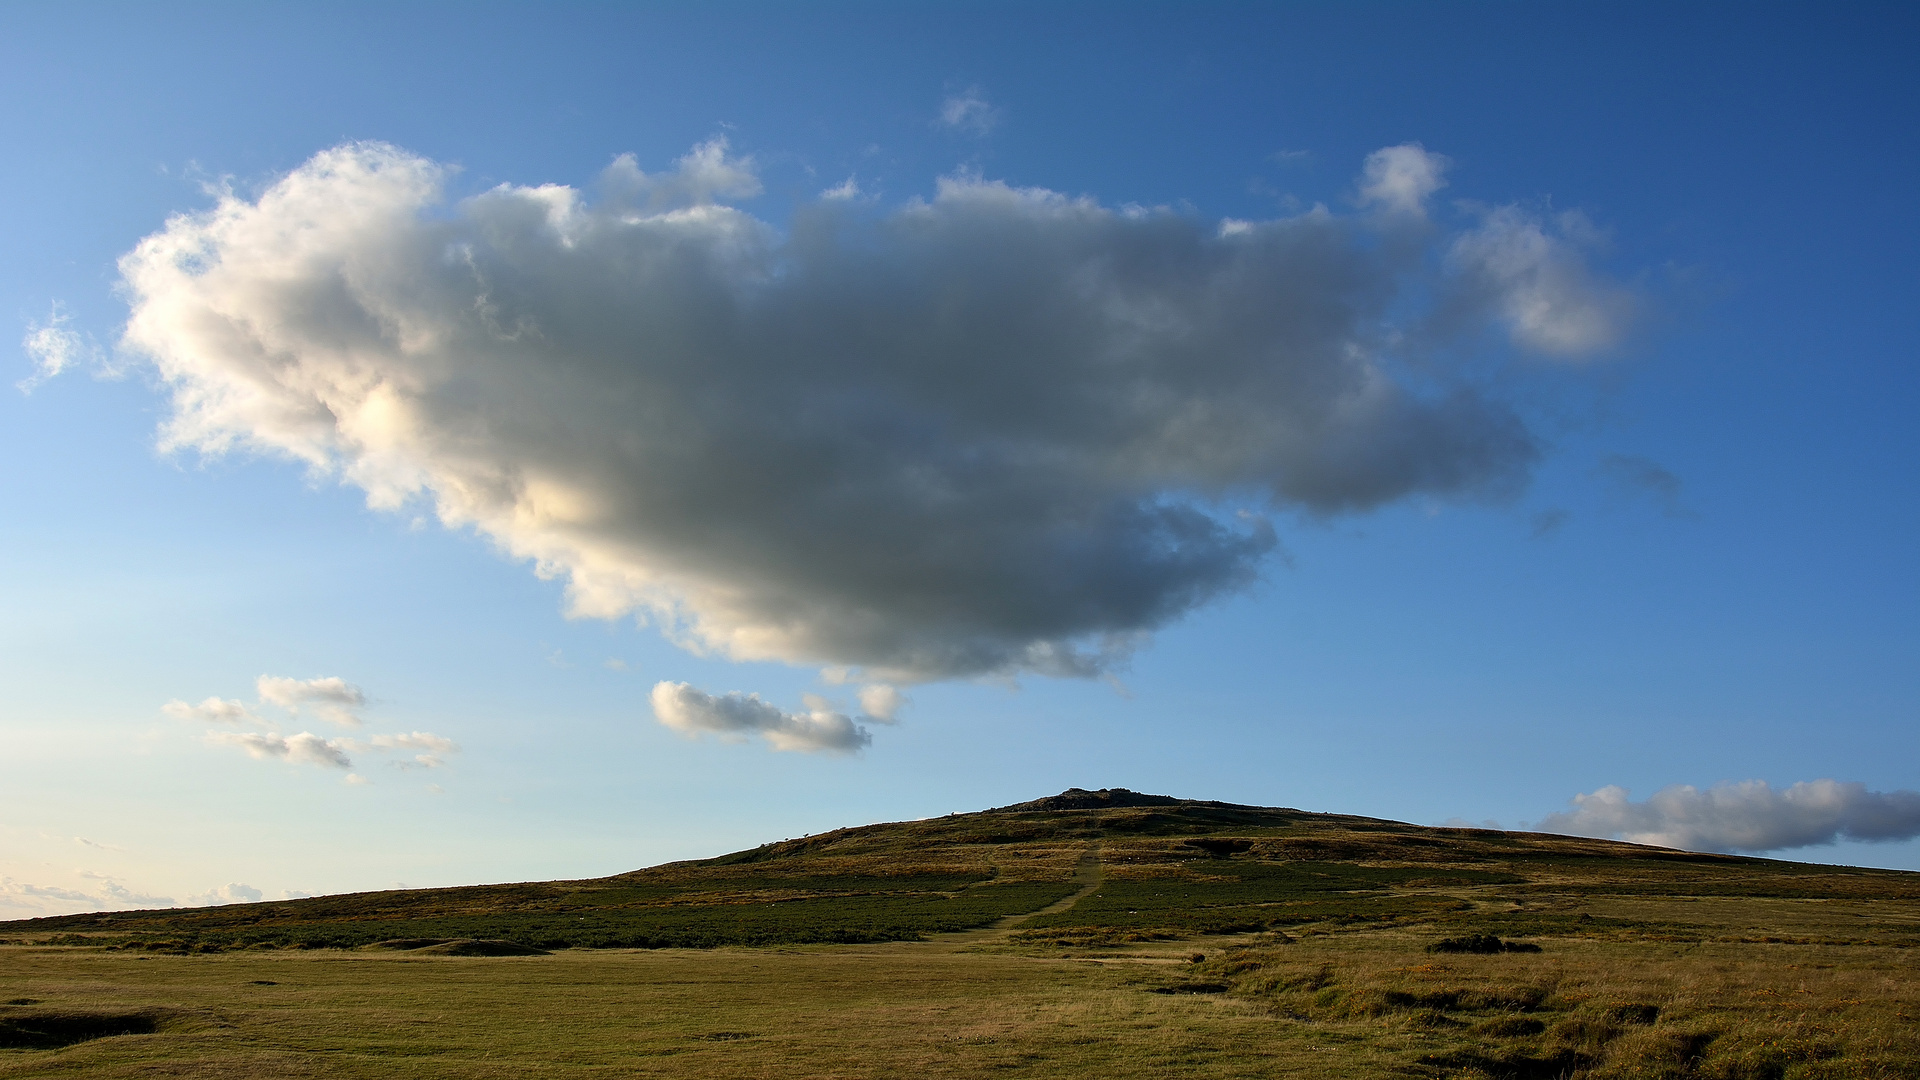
[[3, 790, 1917, 1077]]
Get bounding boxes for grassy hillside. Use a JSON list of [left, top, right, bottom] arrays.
[[3, 789, 1918, 1078], [7, 788, 1917, 952]]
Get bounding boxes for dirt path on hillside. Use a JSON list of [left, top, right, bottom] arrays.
[[935, 845, 1103, 946]]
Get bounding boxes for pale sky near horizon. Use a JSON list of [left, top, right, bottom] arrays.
[[3, 2, 1917, 916]]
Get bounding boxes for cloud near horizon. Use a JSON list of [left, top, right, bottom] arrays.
[[119, 139, 1629, 693], [1536, 779, 1920, 854], [0, 874, 175, 917], [1, 874, 311, 918], [186, 882, 263, 906]]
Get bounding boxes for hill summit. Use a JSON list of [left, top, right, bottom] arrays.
[[989, 787, 1240, 812], [5, 790, 1916, 953]]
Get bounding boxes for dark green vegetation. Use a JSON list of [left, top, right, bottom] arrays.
[[14, 876, 1077, 951], [3, 788, 1918, 1078], [0, 1008, 168, 1051]]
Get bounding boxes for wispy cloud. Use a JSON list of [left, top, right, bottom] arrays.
[[1529, 508, 1570, 539], [162, 696, 257, 724], [0, 874, 175, 917], [1535, 779, 1920, 853], [208, 730, 354, 769], [367, 731, 456, 753], [938, 86, 998, 134], [18, 303, 100, 392], [0, 874, 314, 918], [256, 675, 367, 727], [820, 175, 861, 200], [1449, 207, 1635, 356], [366, 731, 458, 769], [120, 140, 1633, 710], [1599, 453, 1685, 516]]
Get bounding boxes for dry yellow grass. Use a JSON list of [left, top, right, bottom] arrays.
[[3, 891, 1916, 1080]]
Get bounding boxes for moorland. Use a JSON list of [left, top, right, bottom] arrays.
[[2, 787, 1916, 1078]]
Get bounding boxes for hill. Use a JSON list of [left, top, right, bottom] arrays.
[[4, 789, 1919, 1078], [7, 788, 1917, 952]]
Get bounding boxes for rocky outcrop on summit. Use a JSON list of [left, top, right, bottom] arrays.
[[990, 788, 1256, 813]]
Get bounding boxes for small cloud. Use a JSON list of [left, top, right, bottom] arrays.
[[1268, 149, 1314, 166], [425, 783, 445, 795], [1437, 817, 1504, 830], [186, 882, 263, 906], [820, 176, 862, 201], [651, 680, 870, 753], [599, 137, 761, 213], [857, 683, 905, 722], [19, 303, 98, 392], [1449, 206, 1634, 357], [209, 730, 353, 770], [361, 731, 457, 769], [256, 675, 367, 727], [162, 696, 258, 724], [1535, 779, 1920, 854], [1357, 143, 1448, 216], [368, 731, 457, 753], [1598, 454, 1685, 516], [604, 657, 629, 671], [939, 86, 998, 135], [1530, 508, 1569, 539], [345, 772, 371, 785]]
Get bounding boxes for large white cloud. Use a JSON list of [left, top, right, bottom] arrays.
[[1536, 779, 1920, 854], [120, 139, 1627, 685]]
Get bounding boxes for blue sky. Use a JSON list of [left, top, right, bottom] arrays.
[[3, 2, 1917, 914]]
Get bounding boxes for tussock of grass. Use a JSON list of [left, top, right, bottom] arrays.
[[1186, 933, 1920, 1079], [0, 1007, 170, 1050], [1428, 934, 1544, 954]]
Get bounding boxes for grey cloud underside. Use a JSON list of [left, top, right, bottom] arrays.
[[122, 143, 1596, 681], [1537, 780, 1920, 854]]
